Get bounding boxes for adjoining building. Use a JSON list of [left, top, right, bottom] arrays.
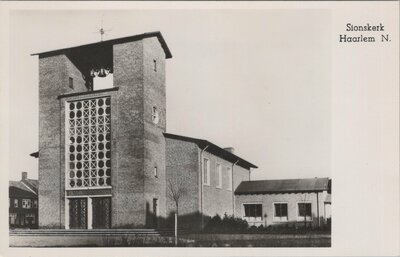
[[165, 133, 257, 229], [9, 172, 39, 229], [234, 178, 331, 228], [32, 31, 257, 230]]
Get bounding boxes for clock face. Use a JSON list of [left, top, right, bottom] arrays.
[[152, 106, 159, 124]]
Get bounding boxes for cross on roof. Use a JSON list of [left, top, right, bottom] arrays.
[[95, 15, 111, 42]]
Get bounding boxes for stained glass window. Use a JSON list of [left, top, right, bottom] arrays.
[[67, 97, 111, 188]]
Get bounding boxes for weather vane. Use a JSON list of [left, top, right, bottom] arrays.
[[94, 15, 112, 42]]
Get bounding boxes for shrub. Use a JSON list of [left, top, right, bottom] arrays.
[[204, 213, 248, 233]]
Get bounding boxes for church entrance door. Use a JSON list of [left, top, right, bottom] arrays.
[[69, 198, 87, 229], [92, 197, 111, 229]]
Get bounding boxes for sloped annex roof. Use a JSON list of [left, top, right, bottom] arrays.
[[164, 133, 257, 170], [31, 31, 172, 59], [235, 177, 330, 195]]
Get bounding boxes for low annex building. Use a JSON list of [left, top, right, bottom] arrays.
[[234, 178, 331, 228]]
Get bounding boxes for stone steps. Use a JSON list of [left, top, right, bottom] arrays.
[[10, 229, 161, 236]]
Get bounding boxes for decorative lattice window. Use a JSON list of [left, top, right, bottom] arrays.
[[67, 97, 111, 188]]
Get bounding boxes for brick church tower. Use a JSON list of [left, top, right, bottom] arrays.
[[34, 32, 172, 229]]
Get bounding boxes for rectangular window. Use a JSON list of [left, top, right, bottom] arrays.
[[227, 167, 232, 191], [274, 203, 288, 221], [22, 199, 32, 209], [14, 199, 18, 208], [216, 163, 222, 188], [69, 77, 74, 89], [244, 204, 263, 218], [25, 213, 36, 224], [9, 213, 17, 225], [154, 166, 158, 178], [67, 97, 111, 188], [33, 200, 38, 208], [298, 203, 312, 220], [203, 158, 210, 185]]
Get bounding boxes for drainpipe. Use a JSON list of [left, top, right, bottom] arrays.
[[232, 160, 239, 217], [316, 191, 320, 228], [200, 145, 209, 230]]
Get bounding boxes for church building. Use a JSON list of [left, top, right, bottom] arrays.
[[33, 31, 257, 230]]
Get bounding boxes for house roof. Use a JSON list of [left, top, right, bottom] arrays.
[[235, 177, 330, 195], [31, 31, 172, 59], [164, 132, 257, 169], [9, 179, 38, 197]]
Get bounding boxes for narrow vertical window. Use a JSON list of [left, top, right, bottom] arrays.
[[153, 59, 157, 72], [154, 166, 158, 178], [152, 106, 159, 124], [227, 167, 232, 191], [216, 163, 222, 188], [69, 77, 74, 89], [203, 158, 210, 185], [14, 199, 18, 208]]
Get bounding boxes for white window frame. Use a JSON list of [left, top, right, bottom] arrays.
[[203, 158, 210, 186], [154, 166, 158, 178], [242, 203, 263, 220], [151, 106, 159, 124], [273, 202, 289, 222], [10, 213, 17, 225], [22, 199, 32, 209], [33, 199, 38, 208], [227, 166, 232, 191], [297, 202, 313, 221], [216, 163, 222, 189], [14, 199, 18, 208]]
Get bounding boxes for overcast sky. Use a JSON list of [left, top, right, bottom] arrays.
[[9, 9, 331, 181]]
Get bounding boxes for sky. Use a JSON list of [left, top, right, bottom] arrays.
[[8, 9, 331, 181]]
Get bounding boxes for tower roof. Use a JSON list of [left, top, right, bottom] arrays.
[[31, 31, 172, 59]]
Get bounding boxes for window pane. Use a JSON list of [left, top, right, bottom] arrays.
[[255, 204, 262, 217], [275, 204, 281, 217], [281, 204, 288, 217], [306, 203, 312, 216], [298, 203, 304, 216], [244, 205, 251, 217]]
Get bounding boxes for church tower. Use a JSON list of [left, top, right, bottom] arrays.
[[34, 32, 172, 229]]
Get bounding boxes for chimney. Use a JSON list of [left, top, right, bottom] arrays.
[[21, 172, 28, 181], [224, 147, 235, 154]]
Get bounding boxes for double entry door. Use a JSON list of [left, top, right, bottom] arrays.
[[69, 197, 111, 229]]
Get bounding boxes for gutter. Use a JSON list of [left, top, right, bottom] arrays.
[[199, 145, 209, 230]]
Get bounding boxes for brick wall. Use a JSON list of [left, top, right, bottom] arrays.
[[165, 139, 199, 217], [143, 37, 167, 227], [201, 151, 250, 217], [38, 54, 88, 228]]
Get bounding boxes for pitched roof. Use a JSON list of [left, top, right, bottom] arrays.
[[164, 133, 257, 169], [235, 177, 330, 195], [32, 31, 172, 59], [9, 179, 38, 197]]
